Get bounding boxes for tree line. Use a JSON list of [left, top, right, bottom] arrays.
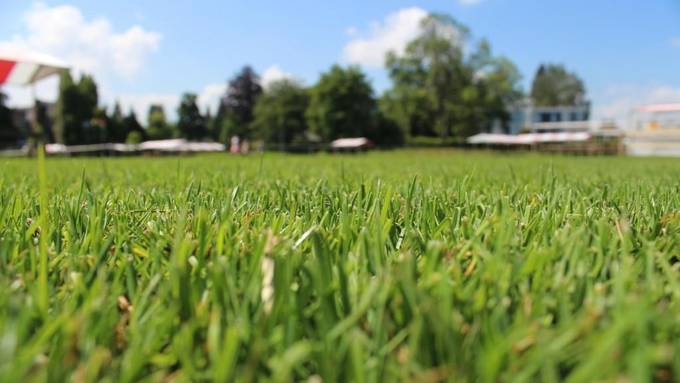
[[0, 13, 586, 149]]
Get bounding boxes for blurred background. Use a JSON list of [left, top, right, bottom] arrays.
[[0, 0, 679, 155]]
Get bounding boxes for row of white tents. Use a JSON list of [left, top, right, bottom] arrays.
[[45, 139, 226, 155], [467, 132, 592, 145]]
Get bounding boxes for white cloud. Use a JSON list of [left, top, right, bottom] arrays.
[[197, 83, 227, 113], [1, 3, 161, 108], [261, 65, 294, 89], [12, 3, 162, 78], [595, 84, 680, 129], [342, 7, 428, 68]]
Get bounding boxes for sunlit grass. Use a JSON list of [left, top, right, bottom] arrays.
[[0, 150, 678, 382]]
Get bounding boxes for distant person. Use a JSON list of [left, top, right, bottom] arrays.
[[230, 135, 240, 154], [240, 139, 250, 155]]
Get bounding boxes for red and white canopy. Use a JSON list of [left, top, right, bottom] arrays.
[[0, 47, 68, 86]]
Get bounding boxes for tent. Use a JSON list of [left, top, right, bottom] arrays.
[[0, 47, 68, 150], [0, 48, 68, 86]]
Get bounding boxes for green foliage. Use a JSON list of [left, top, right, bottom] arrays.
[[146, 104, 174, 140], [306, 65, 377, 141], [530, 64, 586, 106], [177, 93, 207, 141], [106, 102, 128, 143], [125, 130, 143, 144], [469, 40, 524, 132], [384, 15, 523, 139], [78, 106, 108, 144], [252, 79, 309, 148], [217, 66, 263, 141], [122, 111, 145, 142], [54, 71, 100, 145], [0, 151, 678, 381], [372, 109, 405, 147]]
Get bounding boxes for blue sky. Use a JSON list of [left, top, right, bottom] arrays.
[[1, 0, 679, 125]]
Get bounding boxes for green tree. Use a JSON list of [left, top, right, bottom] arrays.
[[54, 71, 79, 144], [146, 104, 174, 139], [125, 130, 143, 144], [380, 87, 435, 137], [252, 79, 309, 149], [306, 65, 377, 141], [218, 66, 263, 141], [384, 14, 474, 139], [467, 39, 523, 133], [374, 103, 405, 147], [177, 93, 207, 140], [55, 71, 99, 145], [89, 107, 109, 143], [210, 103, 225, 141], [123, 110, 145, 142], [107, 102, 127, 143], [530, 64, 586, 106]]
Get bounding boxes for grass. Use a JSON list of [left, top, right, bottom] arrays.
[[0, 150, 678, 382]]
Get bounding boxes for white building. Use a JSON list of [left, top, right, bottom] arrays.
[[508, 99, 591, 134], [624, 103, 680, 156]]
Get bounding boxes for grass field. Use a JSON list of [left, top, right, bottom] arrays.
[[0, 150, 679, 382]]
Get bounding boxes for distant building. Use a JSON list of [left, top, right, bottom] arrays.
[[508, 98, 591, 134], [624, 103, 680, 156]]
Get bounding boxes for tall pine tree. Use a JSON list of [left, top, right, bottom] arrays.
[[177, 93, 207, 140], [217, 66, 262, 141]]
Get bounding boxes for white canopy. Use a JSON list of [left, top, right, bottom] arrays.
[[0, 46, 68, 86]]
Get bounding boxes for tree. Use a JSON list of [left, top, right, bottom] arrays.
[[210, 103, 225, 141], [107, 102, 127, 143], [0, 90, 21, 148], [383, 14, 523, 138], [177, 93, 207, 140], [252, 79, 309, 148], [146, 104, 174, 139], [55, 71, 100, 144], [467, 39, 523, 133], [89, 107, 109, 143], [123, 110, 145, 142], [54, 71, 79, 144], [218, 66, 263, 141], [530, 64, 586, 106], [125, 131, 143, 144], [373, 107, 405, 147], [384, 14, 474, 139], [306, 65, 377, 141]]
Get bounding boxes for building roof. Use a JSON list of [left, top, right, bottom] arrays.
[[45, 139, 226, 155], [330, 137, 371, 149], [636, 103, 680, 114], [467, 132, 592, 145]]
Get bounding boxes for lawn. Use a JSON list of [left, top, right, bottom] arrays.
[[0, 150, 678, 382]]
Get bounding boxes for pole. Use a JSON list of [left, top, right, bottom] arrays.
[[31, 83, 39, 155]]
